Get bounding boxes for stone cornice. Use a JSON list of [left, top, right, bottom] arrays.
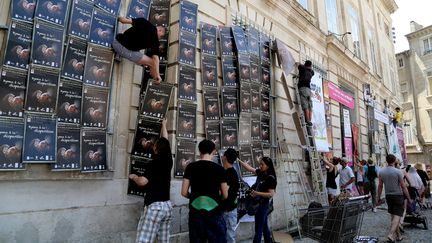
[[381, 0, 398, 14], [406, 25, 432, 40]]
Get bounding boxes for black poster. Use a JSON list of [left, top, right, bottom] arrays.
[[81, 86, 109, 128], [251, 113, 260, 141], [251, 142, 263, 167], [141, 82, 172, 119], [131, 119, 161, 159], [89, 9, 116, 47], [83, 44, 113, 87], [232, 26, 248, 54], [68, 0, 93, 39], [178, 65, 196, 101], [25, 67, 59, 113], [179, 0, 198, 34], [81, 129, 106, 171], [95, 0, 121, 15], [23, 115, 57, 163], [0, 119, 25, 170], [149, 0, 170, 27], [62, 37, 87, 81], [32, 21, 64, 68], [0, 69, 26, 118], [222, 56, 238, 87], [239, 114, 251, 145], [260, 34, 271, 64], [261, 115, 270, 144], [178, 31, 196, 67], [127, 0, 151, 19], [221, 119, 238, 150], [128, 158, 150, 196], [3, 21, 32, 69], [201, 55, 218, 87], [57, 81, 82, 124], [206, 122, 220, 151], [261, 62, 271, 87], [203, 88, 220, 121], [200, 23, 217, 55], [141, 64, 167, 95], [261, 87, 270, 114], [250, 56, 260, 83], [159, 38, 168, 62], [11, 0, 36, 22], [239, 145, 254, 176], [251, 83, 261, 111], [221, 88, 238, 118], [174, 139, 195, 177], [177, 102, 196, 139], [238, 54, 251, 84], [219, 27, 235, 56], [239, 82, 251, 113], [247, 27, 260, 57], [52, 126, 81, 170], [34, 0, 69, 26]]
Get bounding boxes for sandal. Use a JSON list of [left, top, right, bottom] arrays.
[[387, 236, 395, 243]]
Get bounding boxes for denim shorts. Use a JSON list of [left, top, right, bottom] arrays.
[[112, 38, 144, 63], [299, 87, 313, 109]]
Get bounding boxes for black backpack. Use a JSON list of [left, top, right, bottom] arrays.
[[367, 165, 377, 181]]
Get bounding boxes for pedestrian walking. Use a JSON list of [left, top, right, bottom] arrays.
[[364, 159, 379, 212], [222, 148, 240, 243], [338, 158, 355, 193]]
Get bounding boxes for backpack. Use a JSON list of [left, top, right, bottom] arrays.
[[367, 165, 377, 181]]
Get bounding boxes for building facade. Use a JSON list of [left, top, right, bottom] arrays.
[[0, 0, 399, 242], [396, 21, 432, 165]]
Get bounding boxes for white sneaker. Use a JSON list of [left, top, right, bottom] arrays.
[[372, 208, 377, 212]]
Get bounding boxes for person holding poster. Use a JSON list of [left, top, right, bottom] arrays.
[[295, 60, 314, 126], [181, 140, 228, 243], [129, 119, 173, 243], [113, 16, 166, 83]]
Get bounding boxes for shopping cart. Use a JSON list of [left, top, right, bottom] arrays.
[[299, 195, 370, 243]]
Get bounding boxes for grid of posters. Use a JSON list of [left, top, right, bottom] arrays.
[[127, 0, 151, 19], [23, 115, 57, 163], [81, 86, 108, 128], [11, 0, 36, 22], [131, 119, 162, 159], [177, 102, 196, 139], [89, 9, 116, 47], [83, 44, 113, 87], [179, 0, 197, 34], [203, 89, 220, 121], [174, 139, 195, 176], [31, 20, 64, 68], [34, 0, 69, 26], [200, 23, 217, 55], [25, 67, 59, 113], [57, 81, 82, 124], [62, 37, 87, 81], [3, 21, 33, 70], [178, 65, 197, 101], [0, 119, 25, 170], [68, 0, 93, 40], [221, 119, 238, 150], [201, 55, 218, 87], [221, 88, 238, 118], [141, 82, 172, 119], [52, 126, 81, 170], [128, 158, 150, 196], [0, 68, 26, 118], [81, 129, 106, 171]]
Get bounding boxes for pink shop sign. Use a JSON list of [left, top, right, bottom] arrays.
[[327, 82, 354, 109]]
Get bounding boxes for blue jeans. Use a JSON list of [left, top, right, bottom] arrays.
[[189, 209, 227, 243], [223, 208, 237, 243], [253, 201, 272, 243]]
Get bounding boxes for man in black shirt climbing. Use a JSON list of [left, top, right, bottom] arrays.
[[295, 60, 314, 126], [113, 17, 166, 83]]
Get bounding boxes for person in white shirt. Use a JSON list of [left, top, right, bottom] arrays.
[[339, 158, 355, 192]]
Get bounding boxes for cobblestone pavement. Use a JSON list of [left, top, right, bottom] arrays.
[[293, 203, 431, 243]]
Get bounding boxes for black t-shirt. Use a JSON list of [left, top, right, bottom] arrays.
[[116, 18, 160, 56], [183, 160, 227, 213], [223, 167, 240, 211], [297, 65, 314, 88], [417, 170, 429, 187], [254, 169, 277, 203], [326, 168, 338, 189], [143, 153, 173, 206]]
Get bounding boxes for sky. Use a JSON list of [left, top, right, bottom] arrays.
[[392, 0, 432, 53]]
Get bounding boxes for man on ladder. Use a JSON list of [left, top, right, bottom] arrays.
[[295, 60, 314, 126]]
